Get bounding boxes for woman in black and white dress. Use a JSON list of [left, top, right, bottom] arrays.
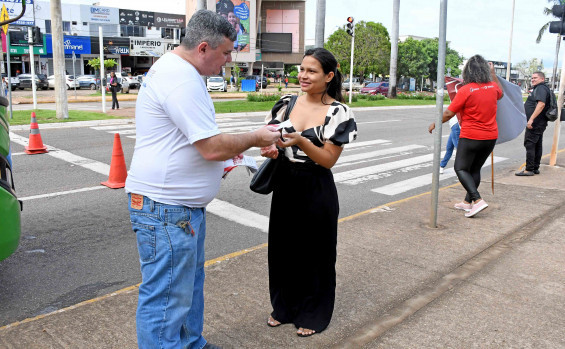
[[261, 48, 357, 337]]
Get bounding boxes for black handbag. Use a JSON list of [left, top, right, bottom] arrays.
[[249, 95, 297, 194]]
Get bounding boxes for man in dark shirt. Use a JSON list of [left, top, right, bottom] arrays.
[[516, 71, 550, 176]]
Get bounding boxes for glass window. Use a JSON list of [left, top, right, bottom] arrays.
[[45, 20, 51, 34], [63, 21, 70, 32]]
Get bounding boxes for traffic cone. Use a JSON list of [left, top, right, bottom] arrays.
[[25, 112, 48, 154], [101, 133, 127, 189]]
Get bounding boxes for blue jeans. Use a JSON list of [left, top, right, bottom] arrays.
[[128, 194, 208, 349], [440, 123, 460, 168]]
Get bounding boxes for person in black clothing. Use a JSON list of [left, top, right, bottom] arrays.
[[109, 71, 120, 110], [516, 71, 550, 176]]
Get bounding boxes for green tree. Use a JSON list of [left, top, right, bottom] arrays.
[[397, 38, 428, 80], [420, 38, 463, 84], [325, 21, 391, 80], [515, 58, 544, 90], [86, 58, 117, 71]]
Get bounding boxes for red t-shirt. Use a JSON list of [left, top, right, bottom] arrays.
[[447, 81, 502, 140]]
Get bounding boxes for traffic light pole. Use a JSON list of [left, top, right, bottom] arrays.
[[549, 43, 565, 166], [28, 26, 37, 110], [348, 32, 354, 104]]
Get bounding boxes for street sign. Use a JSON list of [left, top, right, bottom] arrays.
[[0, 4, 9, 35]]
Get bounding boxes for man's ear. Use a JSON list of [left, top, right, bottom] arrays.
[[196, 42, 208, 55]]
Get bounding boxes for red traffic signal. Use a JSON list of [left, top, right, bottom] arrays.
[[347, 16, 354, 23]]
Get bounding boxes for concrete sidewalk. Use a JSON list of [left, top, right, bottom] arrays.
[[1, 162, 564, 348]]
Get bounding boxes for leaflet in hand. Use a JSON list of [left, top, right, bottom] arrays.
[[223, 155, 258, 179], [273, 119, 293, 130]]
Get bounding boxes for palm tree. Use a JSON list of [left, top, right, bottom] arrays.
[[388, 0, 400, 98], [537, 0, 565, 90]]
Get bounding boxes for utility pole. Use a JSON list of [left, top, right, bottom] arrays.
[[388, 0, 400, 98], [430, 0, 448, 228], [346, 17, 355, 104], [27, 26, 37, 109], [548, 4, 565, 166], [99, 26, 106, 113], [506, 0, 515, 81], [51, 0, 68, 119], [314, 0, 326, 48]]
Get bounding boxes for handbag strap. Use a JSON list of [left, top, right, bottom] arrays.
[[283, 95, 298, 121]]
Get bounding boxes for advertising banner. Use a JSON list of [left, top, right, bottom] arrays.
[[80, 5, 119, 24], [0, 0, 34, 26], [215, 0, 250, 53], [130, 37, 165, 57], [154, 12, 185, 29], [119, 9, 154, 27], [45, 35, 91, 54], [9, 40, 46, 55], [163, 40, 179, 53], [90, 37, 130, 55]]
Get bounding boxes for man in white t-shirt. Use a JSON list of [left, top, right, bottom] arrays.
[[125, 10, 279, 349]]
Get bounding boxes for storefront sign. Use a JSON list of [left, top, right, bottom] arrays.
[[9, 41, 46, 55], [80, 5, 119, 24], [164, 40, 178, 53], [0, 0, 34, 26], [45, 35, 91, 55], [90, 37, 130, 55], [154, 12, 185, 29], [119, 9, 154, 27], [130, 37, 165, 57]]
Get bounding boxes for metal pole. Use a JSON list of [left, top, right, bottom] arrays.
[[430, 0, 448, 228], [348, 31, 354, 104], [506, 0, 515, 81], [7, 31, 13, 119], [28, 27, 37, 110], [314, 0, 326, 48], [73, 53, 77, 99], [260, 64, 264, 94], [388, 0, 399, 98], [549, 45, 565, 166], [99, 26, 105, 113]]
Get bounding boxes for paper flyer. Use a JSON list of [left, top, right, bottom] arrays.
[[223, 155, 258, 179]]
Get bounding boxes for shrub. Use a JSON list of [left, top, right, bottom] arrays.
[[344, 93, 358, 103], [288, 77, 299, 84], [247, 93, 282, 102], [358, 93, 386, 101]]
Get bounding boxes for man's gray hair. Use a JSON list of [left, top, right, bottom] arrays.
[[533, 71, 545, 79], [182, 10, 236, 50]]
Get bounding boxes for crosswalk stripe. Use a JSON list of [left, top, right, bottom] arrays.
[[335, 145, 426, 167], [344, 139, 391, 149], [334, 152, 446, 185], [92, 125, 136, 131], [207, 199, 269, 232], [371, 156, 508, 196], [357, 120, 400, 124]]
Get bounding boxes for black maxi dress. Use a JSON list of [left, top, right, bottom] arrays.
[[266, 95, 357, 333]]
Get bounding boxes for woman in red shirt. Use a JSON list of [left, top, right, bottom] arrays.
[[429, 55, 503, 217]]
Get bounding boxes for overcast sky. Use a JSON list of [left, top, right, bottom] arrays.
[[85, 0, 562, 73]]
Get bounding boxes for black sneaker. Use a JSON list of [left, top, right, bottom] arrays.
[[515, 170, 534, 176], [533, 169, 540, 174]]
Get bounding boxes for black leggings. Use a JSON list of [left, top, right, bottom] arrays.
[[454, 138, 496, 203]]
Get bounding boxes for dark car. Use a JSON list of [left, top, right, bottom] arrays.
[[359, 82, 389, 95], [245, 75, 268, 89], [18, 74, 49, 90]]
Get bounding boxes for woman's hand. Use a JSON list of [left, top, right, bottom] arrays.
[[277, 132, 303, 148], [428, 122, 436, 133], [260, 144, 279, 159]]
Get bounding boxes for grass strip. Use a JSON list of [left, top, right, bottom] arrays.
[[7, 109, 125, 126]]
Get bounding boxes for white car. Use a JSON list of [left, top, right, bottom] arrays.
[[47, 75, 79, 90], [106, 73, 130, 94], [207, 76, 227, 92]]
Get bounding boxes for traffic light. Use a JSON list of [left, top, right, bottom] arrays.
[[552, 4, 565, 18], [32, 26, 41, 44], [346, 17, 354, 36], [549, 5, 565, 34]]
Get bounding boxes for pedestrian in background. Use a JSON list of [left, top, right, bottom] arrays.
[[429, 55, 503, 218], [125, 10, 279, 349], [261, 48, 357, 337], [109, 71, 119, 110], [439, 117, 460, 174], [284, 76, 288, 88], [2, 77, 8, 97], [515, 71, 550, 176]]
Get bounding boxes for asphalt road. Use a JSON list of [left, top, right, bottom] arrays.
[[1, 106, 562, 326]]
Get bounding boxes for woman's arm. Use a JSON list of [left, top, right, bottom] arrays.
[[488, 62, 504, 100], [428, 109, 456, 133], [277, 133, 343, 169]]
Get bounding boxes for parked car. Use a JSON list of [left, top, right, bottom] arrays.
[[1, 73, 19, 91], [244, 75, 268, 89], [342, 78, 362, 91], [18, 74, 49, 90], [359, 82, 389, 95], [121, 74, 139, 89], [105, 73, 130, 94], [76, 75, 100, 90], [47, 75, 79, 90], [207, 76, 227, 92]]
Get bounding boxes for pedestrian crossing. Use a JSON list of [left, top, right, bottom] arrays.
[[91, 117, 508, 197]]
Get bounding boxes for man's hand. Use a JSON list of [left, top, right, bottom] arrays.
[[253, 126, 281, 147], [428, 122, 436, 133], [527, 120, 533, 129], [260, 144, 279, 159]]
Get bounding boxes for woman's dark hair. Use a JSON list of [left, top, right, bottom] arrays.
[[462, 55, 491, 85], [303, 48, 344, 103]]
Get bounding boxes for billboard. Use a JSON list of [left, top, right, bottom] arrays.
[[45, 34, 91, 55], [215, 0, 250, 53], [154, 12, 185, 29], [80, 5, 119, 24], [261, 33, 291, 53], [119, 9, 154, 27], [130, 37, 165, 57]]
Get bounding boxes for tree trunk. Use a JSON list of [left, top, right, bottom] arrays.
[[388, 0, 400, 98], [315, 0, 326, 48], [50, 0, 68, 119]]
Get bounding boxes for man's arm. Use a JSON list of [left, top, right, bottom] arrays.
[[526, 101, 546, 129], [194, 127, 280, 161]]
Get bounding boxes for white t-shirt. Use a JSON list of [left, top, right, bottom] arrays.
[[125, 52, 223, 207]]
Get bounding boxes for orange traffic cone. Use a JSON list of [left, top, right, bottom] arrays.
[[101, 133, 127, 189], [25, 112, 48, 154]]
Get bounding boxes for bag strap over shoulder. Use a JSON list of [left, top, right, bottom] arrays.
[[283, 95, 298, 121]]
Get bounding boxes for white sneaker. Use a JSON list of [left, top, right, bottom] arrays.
[[465, 200, 488, 218], [439, 167, 445, 174]]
